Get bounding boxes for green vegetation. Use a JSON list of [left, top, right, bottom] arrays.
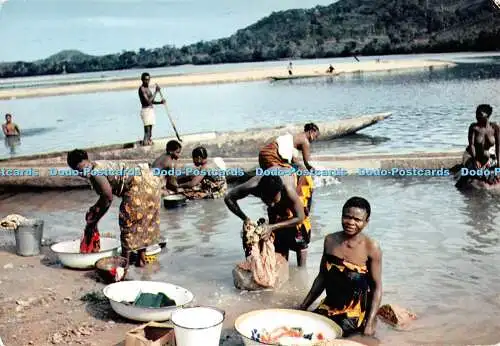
[[1, 0, 499, 78]]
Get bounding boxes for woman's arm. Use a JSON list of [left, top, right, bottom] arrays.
[[494, 124, 500, 165], [363, 241, 383, 336], [468, 124, 476, 159], [301, 141, 314, 171], [178, 166, 205, 188], [224, 177, 258, 222], [87, 176, 113, 224], [299, 237, 328, 309]]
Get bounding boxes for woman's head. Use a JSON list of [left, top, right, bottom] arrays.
[[67, 149, 90, 171], [257, 175, 283, 207], [341, 196, 371, 237], [192, 146, 208, 166], [166, 140, 182, 159], [304, 123, 320, 142], [476, 104, 493, 125]]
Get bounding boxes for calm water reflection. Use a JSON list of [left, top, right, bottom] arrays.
[[0, 55, 499, 158], [1, 177, 499, 344]]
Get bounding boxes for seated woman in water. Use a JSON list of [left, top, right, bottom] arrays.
[[177, 146, 227, 200], [456, 104, 500, 188], [298, 197, 382, 339], [258, 123, 319, 172], [67, 149, 163, 267]]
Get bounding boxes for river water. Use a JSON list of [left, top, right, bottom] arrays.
[[1, 175, 499, 345], [1, 52, 500, 344], [1, 53, 500, 159]]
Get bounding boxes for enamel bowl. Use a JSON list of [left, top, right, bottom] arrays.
[[235, 309, 343, 345], [103, 280, 194, 322], [50, 237, 121, 269]]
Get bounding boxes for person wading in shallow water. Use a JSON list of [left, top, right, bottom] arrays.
[[224, 170, 311, 266], [67, 149, 162, 267], [138, 72, 165, 146], [299, 197, 382, 339], [2, 113, 20, 136], [455, 104, 500, 188], [151, 140, 183, 196]]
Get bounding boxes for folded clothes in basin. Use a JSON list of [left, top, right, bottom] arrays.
[[134, 292, 176, 308]]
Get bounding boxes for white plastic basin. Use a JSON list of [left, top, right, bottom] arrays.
[[50, 237, 121, 269]]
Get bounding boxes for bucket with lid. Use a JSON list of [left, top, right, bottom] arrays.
[[171, 306, 225, 346]]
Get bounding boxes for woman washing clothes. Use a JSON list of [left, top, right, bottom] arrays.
[[259, 123, 320, 172], [67, 149, 163, 267], [456, 104, 500, 188], [177, 146, 227, 199]]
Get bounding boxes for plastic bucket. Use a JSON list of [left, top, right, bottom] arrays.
[[171, 306, 225, 346], [14, 219, 44, 256]]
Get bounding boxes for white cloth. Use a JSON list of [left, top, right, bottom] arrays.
[[212, 157, 226, 170], [0, 214, 29, 231], [276, 133, 299, 162], [140, 107, 156, 126]]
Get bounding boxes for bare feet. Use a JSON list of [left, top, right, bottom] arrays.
[[135, 250, 146, 267]]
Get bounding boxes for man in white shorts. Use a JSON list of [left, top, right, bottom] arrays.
[[138, 72, 165, 145]]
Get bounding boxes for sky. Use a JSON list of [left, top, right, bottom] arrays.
[[0, 0, 336, 62]]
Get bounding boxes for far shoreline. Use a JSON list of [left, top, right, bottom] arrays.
[[0, 58, 456, 100]]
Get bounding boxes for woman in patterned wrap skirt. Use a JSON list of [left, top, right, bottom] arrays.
[[67, 149, 162, 267]]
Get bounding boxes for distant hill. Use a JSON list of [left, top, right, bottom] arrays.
[[40, 50, 94, 63], [0, 0, 499, 78]]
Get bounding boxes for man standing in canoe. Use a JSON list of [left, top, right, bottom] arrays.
[[224, 168, 312, 267], [2, 113, 20, 137], [139, 72, 165, 146], [259, 123, 320, 172]]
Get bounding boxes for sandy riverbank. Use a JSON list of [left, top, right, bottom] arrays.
[[0, 245, 374, 346], [0, 59, 455, 100]]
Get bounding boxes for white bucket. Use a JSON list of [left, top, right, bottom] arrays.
[[171, 306, 225, 346]]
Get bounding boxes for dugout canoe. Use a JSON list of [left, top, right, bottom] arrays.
[[0, 150, 464, 191], [0, 112, 392, 167]]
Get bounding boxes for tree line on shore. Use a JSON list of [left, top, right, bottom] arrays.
[[0, 0, 499, 78]]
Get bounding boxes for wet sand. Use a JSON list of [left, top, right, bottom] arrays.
[[0, 59, 455, 100]]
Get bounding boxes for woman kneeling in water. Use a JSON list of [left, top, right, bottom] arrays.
[[178, 146, 227, 199]]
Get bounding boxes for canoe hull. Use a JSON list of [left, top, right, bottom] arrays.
[[0, 150, 465, 191], [0, 112, 391, 167]]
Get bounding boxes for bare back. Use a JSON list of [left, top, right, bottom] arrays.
[[152, 154, 174, 170], [293, 132, 309, 151]]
